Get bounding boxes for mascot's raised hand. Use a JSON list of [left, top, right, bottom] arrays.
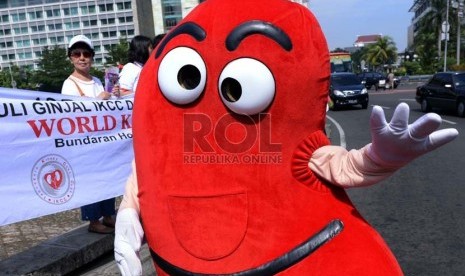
[[367, 103, 458, 168], [311, 103, 458, 188]]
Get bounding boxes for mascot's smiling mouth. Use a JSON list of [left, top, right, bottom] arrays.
[[150, 220, 343, 276]]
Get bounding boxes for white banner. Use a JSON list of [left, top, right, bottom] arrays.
[[0, 88, 134, 226]]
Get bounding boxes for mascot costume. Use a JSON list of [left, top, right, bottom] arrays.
[[114, 0, 458, 275]]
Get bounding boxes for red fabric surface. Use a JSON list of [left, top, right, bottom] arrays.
[[133, 0, 403, 274]]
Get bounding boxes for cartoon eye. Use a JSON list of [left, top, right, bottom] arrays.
[[158, 47, 206, 105], [219, 58, 275, 115]]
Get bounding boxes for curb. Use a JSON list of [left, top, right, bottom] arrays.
[[0, 224, 113, 275]]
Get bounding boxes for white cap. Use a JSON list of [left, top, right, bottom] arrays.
[[68, 35, 93, 50]]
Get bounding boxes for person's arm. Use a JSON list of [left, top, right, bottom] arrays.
[[118, 64, 136, 96], [93, 77, 112, 100], [118, 160, 140, 213], [310, 103, 458, 188], [310, 145, 397, 188], [115, 160, 143, 275]]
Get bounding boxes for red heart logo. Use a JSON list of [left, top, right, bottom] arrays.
[[44, 169, 63, 190]]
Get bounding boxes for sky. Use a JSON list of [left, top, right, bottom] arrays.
[[308, 0, 413, 52]]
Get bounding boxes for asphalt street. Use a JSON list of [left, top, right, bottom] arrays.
[[326, 83, 465, 275]]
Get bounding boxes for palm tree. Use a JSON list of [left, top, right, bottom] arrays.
[[363, 36, 398, 71]]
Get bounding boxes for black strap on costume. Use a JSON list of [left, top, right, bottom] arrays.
[[150, 219, 343, 276]]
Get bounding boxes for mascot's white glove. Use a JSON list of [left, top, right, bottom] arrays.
[[114, 208, 144, 276], [367, 103, 458, 168]]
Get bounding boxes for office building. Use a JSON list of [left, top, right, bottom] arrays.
[[0, 0, 204, 70], [0, 0, 148, 69]]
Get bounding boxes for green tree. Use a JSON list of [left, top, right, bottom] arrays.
[[0, 64, 36, 89], [32, 45, 73, 93], [351, 47, 368, 73], [0, 66, 14, 88], [363, 36, 397, 71], [105, 37, 129, 66], [414, 31, 439, 73], [330, 48, 348, 53]]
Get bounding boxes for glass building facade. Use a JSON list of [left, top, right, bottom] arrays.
[[0, 0, 145, 69]]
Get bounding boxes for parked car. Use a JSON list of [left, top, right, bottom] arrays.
[[357, 71, 386, 90], [415, 71, 465, 117], [329, 72, 368, 110]]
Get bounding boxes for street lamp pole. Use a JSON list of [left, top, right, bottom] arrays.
[[445, 0, 450, 72], [457, 0, 464, 65]]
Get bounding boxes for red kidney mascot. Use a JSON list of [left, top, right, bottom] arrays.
[[113, 0, 458, 275]]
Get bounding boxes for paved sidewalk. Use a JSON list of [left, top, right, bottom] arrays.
[[0, 197, 122, 274], [0, 208, 83, 261]]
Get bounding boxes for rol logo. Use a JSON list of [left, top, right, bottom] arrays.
[[183, 113, 283, 164], [31, 154, 75, 205]]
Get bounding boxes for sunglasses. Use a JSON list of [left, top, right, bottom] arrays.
[[71, 50, 92, 58]]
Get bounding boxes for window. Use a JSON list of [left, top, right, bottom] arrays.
[[101, 18, 116, 25], [117, 2, 132, 10], [2, 53, 16, 61], [165, 18, 179, 29], [81, 6, 96, 15], [18, 52, 33, 59], [63, 7, 78, 16], [99, 4, 114, 12], [0, 15, 9, 23], [101, 31, 117, 38], [83, 20, 97, 27], [16, 40, 31, 47], [31, 25, 45, 33], [28, 11, 43, 20], [35, 51, 43, 58], [12, 13, 26, 22], [50, 36, 64, 44], [46, 9, 61, 18], [32, 38, 47, 45], [14, 27, 28, 34], [64, 22, 80, 30], [48, 23, 62, 31]]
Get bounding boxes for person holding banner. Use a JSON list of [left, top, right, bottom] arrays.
[[117, 35, 155, 97], [61, 34, 116, 234]]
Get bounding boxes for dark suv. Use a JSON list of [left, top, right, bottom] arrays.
[[357, 71, 386, 90], [329, 72, 368, 110], [415, 71, 465, 117]]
